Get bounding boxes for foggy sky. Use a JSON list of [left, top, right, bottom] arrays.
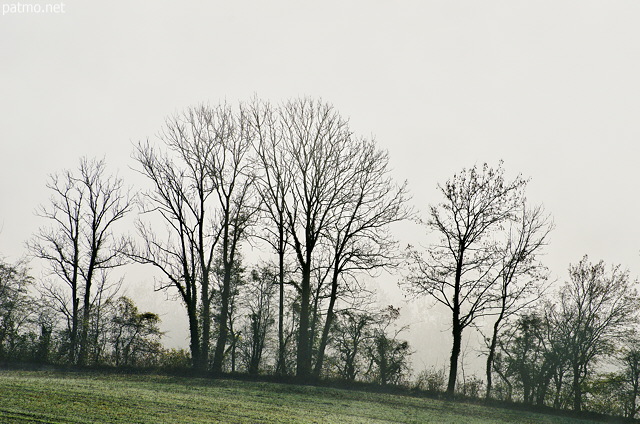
[[1, 1, 639, 372]]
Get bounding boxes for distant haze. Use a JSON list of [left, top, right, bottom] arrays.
[[1, 1, 639, 374]]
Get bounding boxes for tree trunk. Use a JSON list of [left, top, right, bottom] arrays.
[[553, 370, 564, 409], [296, 262, 312, 380], [212, 264, 232, 374], [78, 277, 93, 366], [313, 270, 339, 378], [346, 349, 357, 381], [630, 379, 639, 418], [230, 333, 237, 373], [71, 294, 79, 364], [249, 327, 261, 375], [378, 336, 389, 386], [276, 241, 286, 375], [78, 246, 99, 366], [447, 321, 462, 394], [187, 302, 202, 370], [535, 384, 547, 407], [78, 304, 90, 366], [200, 275, 211, 371], [36, 324, 51, 363], [523, 382, 532, 405], [486, 304, 505, 399], [572, 363, 582, 411], [447, 257, 463, 395], [485, 331, 496, 399]]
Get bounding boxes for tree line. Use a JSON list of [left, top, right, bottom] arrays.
[[1, 97, 638, 419]]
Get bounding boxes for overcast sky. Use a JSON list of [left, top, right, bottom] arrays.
[[1, 1, 639, 372]]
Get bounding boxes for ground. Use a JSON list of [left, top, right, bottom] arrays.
[[0, 371, 606, 423]]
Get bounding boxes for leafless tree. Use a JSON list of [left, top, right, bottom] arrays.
[[273, 98, 355, 379], [253, 98, 410, 380], [312, 138, 411, 377], [208, 105, 258, 373], [131, 104, 256, 372], [554, 256, 639, 412], [250, 99, 292, 375], [406, 162, 526, 394], [485, 204, 553, 399], [28, 158, 130, 365]]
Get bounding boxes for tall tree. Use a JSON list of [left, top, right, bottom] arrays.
[[254, 98, 409, 380], [131, 104, 256, 372], [251, 99, 291, 375], [485, 204, 552, 399], [29, 157, 130, 365], [406, 162, 526, 394], [312, 137, 411, 377], [276, 98, 356, 379], [209, 104, 257, 374]]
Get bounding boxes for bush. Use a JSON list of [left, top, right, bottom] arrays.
[[459, 375, 484, 398], [414, 367, 446, 393], [158, 348, 191, 370]]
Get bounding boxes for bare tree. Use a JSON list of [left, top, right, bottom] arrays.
[[251, 99, 292, 375], [555, 256, 639, 412], [276, 98, 356, 379], [485, 204, 552, 399], [131, 104, 256, 372], [312, 138, 411, 377], [406, 162, 526, 394], [29, 157, 130, 365], [254, 98, 410, 380], [207, 104, 257, 374]]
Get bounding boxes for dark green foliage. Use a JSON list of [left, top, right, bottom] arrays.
[[109, 296, 163, 367], [364, 306, 411, 386], [240, 266, 276, 375], [0, 258, 40, 362], [497, 312, 563, 406], [328, 310, 375, 381], [414, 367, 446, 393]]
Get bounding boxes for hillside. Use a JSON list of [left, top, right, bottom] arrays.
[[0, 370, 606, 423]]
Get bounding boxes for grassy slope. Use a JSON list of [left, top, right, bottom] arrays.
[[0, 371, 599, 424]]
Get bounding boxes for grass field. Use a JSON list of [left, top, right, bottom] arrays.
[[0, 370, 605, 423]]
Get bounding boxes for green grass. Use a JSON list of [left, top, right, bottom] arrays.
[[0, 370, 602, 423]]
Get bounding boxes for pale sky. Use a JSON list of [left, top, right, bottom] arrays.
[[1, 1, 639, 373]]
